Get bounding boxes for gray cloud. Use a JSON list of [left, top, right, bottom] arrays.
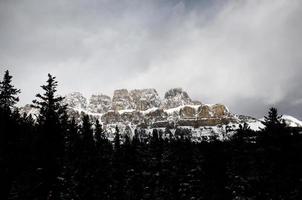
[[0, 0, 302, 119]]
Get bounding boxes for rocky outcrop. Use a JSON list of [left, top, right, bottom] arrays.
[[120, 111, 143, 124], [197, 104, 230, 119], [179, 106, 196, 118], [162, 88, 193, 109], [63, 92, 87, 110], [145, 108, 168, 124], [177, 118, 236, 127], [101, 111, 121, 124], [212, 104, 230, 117], [88, 94, 111, 113], [112, 89, 135, 110], [130, 89, 161, 111], [197, 105, 213, 118], [21, 88, 239, 128]]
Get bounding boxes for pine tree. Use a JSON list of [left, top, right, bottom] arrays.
[[32, 74, 66, 125], [261, 107, 287, 138], [0, 70, 21, 200], [81, 114, 95, 153], [262, 107, 283, 128], [0, 70, 21, 111], [31, 74, 67, 199], [94, 119, 103, 145], [32, 74, 67, 157], [114, 125, 121, 150]]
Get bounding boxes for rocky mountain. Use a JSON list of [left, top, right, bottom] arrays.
[[162, 88, 195, 109], [88, 94, 111, 113], [112, 89, 135, 110], [19, 88, 302, 138], [59, 88, 237, 128], [63, 92, 87, 110], [130, 89, 161, 111]]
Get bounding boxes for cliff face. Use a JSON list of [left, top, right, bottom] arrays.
[[130, 89, 161, 111], [162, 88, 194, 109], [63, 92, 87, 110], [58, 88, 236, 127], [88, 94, 111, 113], [112, 89, 135, 111], [19, 88, 302, 139], [20, 88, 238, 128]]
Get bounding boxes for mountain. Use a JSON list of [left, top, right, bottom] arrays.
[[60, 88, 237, 127], [88, 94, 112, 113], [162, 88, 195, 109], [281, 115, 302, 127], [130, 89, 161, 111], [19, 88, 302, 138]]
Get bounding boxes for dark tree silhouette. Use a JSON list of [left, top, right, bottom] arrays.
[[0, 70, 21, 110], [94, 119, 103, 146], [80, 114, 95, 153], [0, 70, 21, 199], [260, 107, 288, 143], [262, 107, 285, 131], [114, 126, 121, 150], [31, 73, 67, 199]]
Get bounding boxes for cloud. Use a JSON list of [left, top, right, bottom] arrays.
[[0, 0, 301, 118]]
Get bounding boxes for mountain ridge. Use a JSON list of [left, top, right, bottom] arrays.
[[19, 88, 302, 139]]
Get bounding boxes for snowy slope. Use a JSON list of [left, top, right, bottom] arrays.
[[282, 115, 302, 127]]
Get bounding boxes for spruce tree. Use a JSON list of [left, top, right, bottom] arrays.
[[0, 70, 21, 199], [262, 107, 283, 128], [114, 125, 121, 150], [261, 107, 287, 138], [0, 70, 21, 111], [32, 74, 67, 157], [31, 74, 67, 199], [80, 114, 95, 153]]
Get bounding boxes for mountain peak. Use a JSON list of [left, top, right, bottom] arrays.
[[163, 88, 193, 109], [64, 92, 87, 110]]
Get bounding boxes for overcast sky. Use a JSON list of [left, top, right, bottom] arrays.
[[0, 0, 302, 118]]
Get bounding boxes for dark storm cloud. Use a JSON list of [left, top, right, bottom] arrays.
[[0, 0, 302, 119]]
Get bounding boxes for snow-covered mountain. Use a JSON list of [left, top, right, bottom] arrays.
[[281, 115, 302, 127], [88, 94, 111, 113], [162, 88, 196, 109], [19, 88, 302, 139], [59, 88, 237, 127], [63, 92, 87, 110]]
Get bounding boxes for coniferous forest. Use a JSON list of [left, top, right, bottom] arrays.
[[1, 70, 302, 200]]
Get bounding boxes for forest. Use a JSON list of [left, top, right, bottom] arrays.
[[1, 70, 302, 200]]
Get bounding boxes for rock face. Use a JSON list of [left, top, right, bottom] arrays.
[[130, 89, 161, 111], [197, 105, 212, 118], [212, 104, 230, 117], [163, 88, 193, 109], [21, 88, 238, 128], [112, 89, 135, 110], [63, 92, 87, 110], [180, 106, 196, 118], [120, 111, 143, 124], [101, 111, 121, 124], [197, 104, 230, 119], [88, 94, 111, 113], [145, 108, 168, 123]]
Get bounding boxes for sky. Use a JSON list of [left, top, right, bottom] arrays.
[[0, 0, 302, 119]]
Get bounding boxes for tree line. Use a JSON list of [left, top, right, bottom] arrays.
[[1, 70, 302, 200]]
